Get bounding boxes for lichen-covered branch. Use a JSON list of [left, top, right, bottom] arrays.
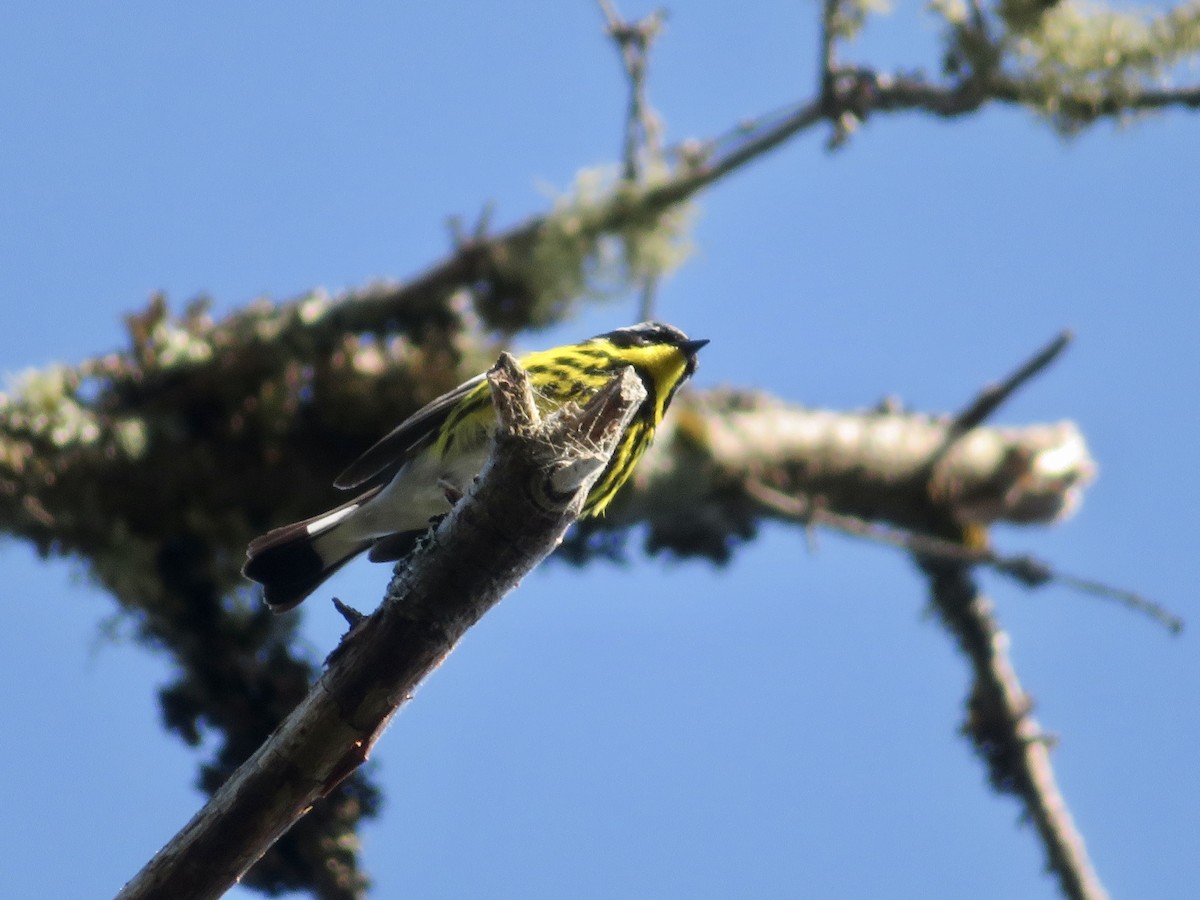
[[927, 0, 1200, 131], [576, 388, 1093, 561]]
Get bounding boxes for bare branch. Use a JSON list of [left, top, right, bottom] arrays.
[[1042, 570, 1183, 634], [950, 330, 1073, 434], [116, 361, 648, 900], [818, 0, 840, 104], [922, 562, 1110, 900], [597, 0, 668, 318], [743, 478, 1182, 633], [926, 328, 1074, 491], [871, 68, 1200, 122], [597, 0, 666, 181]]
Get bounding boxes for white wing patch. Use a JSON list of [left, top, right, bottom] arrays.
[[304, 504, 360, 536]]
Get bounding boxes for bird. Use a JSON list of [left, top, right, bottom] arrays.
[[243, 321, 708, 611]]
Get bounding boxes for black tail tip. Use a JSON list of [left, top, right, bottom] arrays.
[[259, 579, 325, 613], [244, 530, 332, 613]]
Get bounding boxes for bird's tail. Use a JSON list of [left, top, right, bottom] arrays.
[[243, 488, 381, 612]]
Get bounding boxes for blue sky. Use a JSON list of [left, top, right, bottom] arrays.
[[2, 3, 1197, 898]]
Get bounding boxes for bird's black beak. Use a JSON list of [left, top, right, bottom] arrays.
[[677, 337, 708, 378]]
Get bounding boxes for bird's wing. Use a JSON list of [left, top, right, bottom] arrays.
[[333, 372, 488, 489]]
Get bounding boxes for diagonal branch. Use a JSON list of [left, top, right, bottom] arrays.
[[818, 0, 840, 106], [596, 0, 669, 321], [743, 478, 1181, 633], [949, 330, 1073, 435], [921, 561, 1110, 900], [116, 359, 648, 900], [597, 0, 666, 181]]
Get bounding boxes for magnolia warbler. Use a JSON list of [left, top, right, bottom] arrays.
[[244, 321, 708, 611]]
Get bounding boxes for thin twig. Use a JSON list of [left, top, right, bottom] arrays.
[[1046, 571, 1183, 634], [648, 99, 825, 206], [951, 330, 1073, 433], [818, 0, 840, 105], [744, 479, 1182, 633], [597, 0, 667, 320], [598, 0, 641, 181], [922, 562, 1111, 900], [597, 0, 665, 181], [925, 329, 1074, 507]]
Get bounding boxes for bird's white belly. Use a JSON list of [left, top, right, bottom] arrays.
[[346, 447, 491, 540]]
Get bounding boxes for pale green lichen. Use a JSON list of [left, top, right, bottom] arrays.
[[1011, 0, 1200, 128], [350, 341, 389, 376], [114, 418, 148, 459], [831, 0, 894, 41], [518, 162, 695, 325], [1026, 0, 1200, 74], [297, 290, 332, 325], [929, 0, 970, 27], [151, 317, 214, 367], [2, 365, 101, 447], [924, 0, 1200, 130], [2, 365, 149, 459]]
